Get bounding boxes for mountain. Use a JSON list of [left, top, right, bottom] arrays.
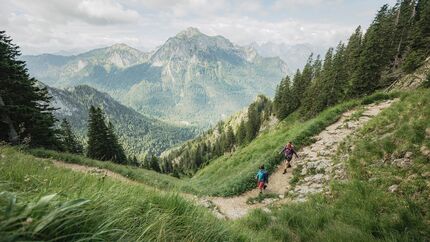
[[22, 27, 288, 128], [250, 42, 324, 71], [48, 85, 197, 158]]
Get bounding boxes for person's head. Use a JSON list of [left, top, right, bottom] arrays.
[[259, 164, 265, 170], [287, 141, 292, 148]]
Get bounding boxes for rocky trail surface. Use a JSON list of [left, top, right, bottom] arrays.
[[51, 100, 396, 220]]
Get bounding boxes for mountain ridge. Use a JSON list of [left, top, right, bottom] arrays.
[[48, 84, 198, 158], [22, 27, 288, 127]]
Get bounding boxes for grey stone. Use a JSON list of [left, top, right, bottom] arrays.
[[388, 184, 399, 193]]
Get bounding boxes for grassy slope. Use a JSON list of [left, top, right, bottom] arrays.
[[188, 92, 398, 196], [0, 146, 243, 241], [234, 89, 430, 241], [27, 92, 398, 197], [27, 148, 188, 192]]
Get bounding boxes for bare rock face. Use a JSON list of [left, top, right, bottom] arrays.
[[387, 56, 430, 91]]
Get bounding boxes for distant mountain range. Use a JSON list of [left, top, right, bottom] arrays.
[[250, 42, 324, 72], [48, 85, 197, 158], [22, 27, 288, 128]]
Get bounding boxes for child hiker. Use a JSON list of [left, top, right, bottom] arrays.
[[256, 164, 269, 193], [281, 141, 299, 174]]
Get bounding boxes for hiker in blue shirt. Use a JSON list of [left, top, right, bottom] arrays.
[[256, 165, 269, 193]]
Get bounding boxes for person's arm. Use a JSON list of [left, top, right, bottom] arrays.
[[293, 149, 299, 158], [279, 146, 286, 154]]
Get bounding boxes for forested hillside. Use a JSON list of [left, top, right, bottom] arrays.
[[160, 95, 274, 175], [48, 85, 197, 158], [157, 0, 430, 177]]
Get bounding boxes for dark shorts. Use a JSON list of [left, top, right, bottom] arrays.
[[285, 155, 293, 162]]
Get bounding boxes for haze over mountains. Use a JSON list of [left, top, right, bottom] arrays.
[[250, 42, 324, 72], [22, 27, 289, 128]]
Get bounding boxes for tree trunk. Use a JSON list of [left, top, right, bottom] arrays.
[[0, 95, 19, 144]]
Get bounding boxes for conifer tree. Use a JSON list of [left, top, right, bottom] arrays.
[[236, 120, 247, 145], [87, 106, 108, 160], [86, 106, 127, 164], [225, 126, 235, 151], [344, 26, 362, 95], [350, 5, 394, 96], [402, 0, 430, 72], [273, 76, 294, 120], [245, 103, 261, 142], [292, 56, 313, 108], [327, 43, 348, 105], [59, 118, 83, 154], [106, 121, 127, 164], [0, 31, 59, 148]]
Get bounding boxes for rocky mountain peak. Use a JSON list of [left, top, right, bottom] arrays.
[[176, 27, 203, 38]]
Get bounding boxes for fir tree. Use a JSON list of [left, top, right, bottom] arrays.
[[402, 0, 430, 72], [245, 103, 261, 142], [0, 31, 59, 148], [106, 121, 127, 164], [225, 126, 235, 151], [86, 106, 127, 164], [350, 5, 394, 96], [236, 120, 247, 145], [59, 119, 83, 154]]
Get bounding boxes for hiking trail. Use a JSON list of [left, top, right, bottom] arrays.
[[51, 100, 396, 220]]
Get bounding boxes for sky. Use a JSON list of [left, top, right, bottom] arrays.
[[0, 0, 397, 55]]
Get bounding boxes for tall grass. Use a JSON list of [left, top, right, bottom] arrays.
[[234, 89, 430, 241], [26, 148, 192, 193], [0, 146, 243, 241], [26, 91, 399, 197]]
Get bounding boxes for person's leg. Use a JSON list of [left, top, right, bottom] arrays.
[[283, 160, 288, 174]]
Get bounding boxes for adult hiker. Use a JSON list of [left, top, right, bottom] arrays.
[[256, 164, 269, 193], [281, 141, 299, 174]]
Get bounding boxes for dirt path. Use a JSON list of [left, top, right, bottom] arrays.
[[52, 161, 137, 184], [205, 99, 396, 219], [51, 100, 396, 220]]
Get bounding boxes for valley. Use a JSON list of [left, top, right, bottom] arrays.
[[1, 0, 430, 241]]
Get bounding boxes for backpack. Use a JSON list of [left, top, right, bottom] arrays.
[[284, 145, 295, 159], [257, 170, 268, 183]]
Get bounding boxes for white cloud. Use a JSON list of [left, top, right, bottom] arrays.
[[1, 0, 395, 55], [11, 0, 140, 25]]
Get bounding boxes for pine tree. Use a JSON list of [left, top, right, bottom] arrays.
[[292, 56, 313, 108], [245, 103, 261, 142], [87, 106, 108, 160], [86, 106, 127, 164], [344, 26, 363, 96], [236, 120, 247, 145], [106, 121, 127, 164], [0, 31, 59, 148], [225, 126, 235, 151], [59, 119, 83, 154], [327, 43, 348, 105], [273, 76, 294, 120], [350, 5, 394, 96], [402, 0, 430, 72]]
